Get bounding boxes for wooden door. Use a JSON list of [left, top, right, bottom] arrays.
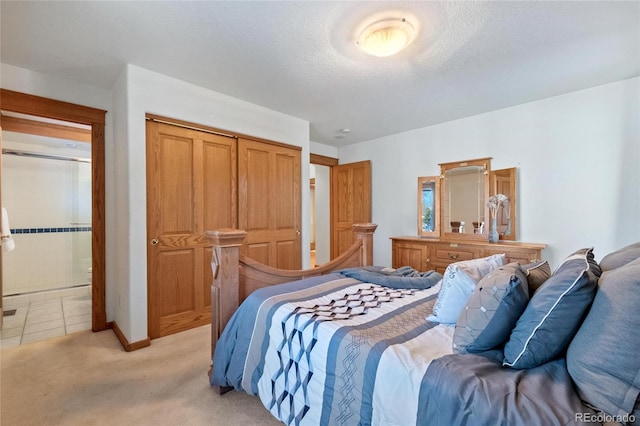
[[238, 138, 301, 269], [146, 120, 236, 338], [331, 161, 372, 258]]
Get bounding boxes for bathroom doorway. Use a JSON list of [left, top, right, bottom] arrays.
[[1, 112, 92, 346], [0, 89, 107, 346]]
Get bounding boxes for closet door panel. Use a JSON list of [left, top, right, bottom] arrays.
[[154, 133, 195, 235], [245, 243, 270, 266], [239, 138, 301, 269], [275, 152, 296, 229], [202, 137, 237, 230], [242, 146, 270, 231], [157, 249, 196, 316], [147, 120, 235, 338]]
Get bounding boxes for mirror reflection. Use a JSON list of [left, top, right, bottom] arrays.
[[491, 167, 517, 241], [422, 182, 435, 231], [417, 176, 439, 237], [440, 158, 490, 240]]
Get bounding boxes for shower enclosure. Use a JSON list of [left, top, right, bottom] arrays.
[[2, 132, 92, 297]]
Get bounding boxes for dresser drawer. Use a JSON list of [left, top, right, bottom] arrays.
[[482, 247, 541, 265], [432, 245, 480, 263]]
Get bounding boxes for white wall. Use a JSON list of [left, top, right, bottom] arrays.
[[338, 77, 640, 269], [312, 165, 331, 264], [116, 65, 311, 343], [111, 65, 133, 337], [310, 141, 338, 158], [0, 64, 113, 110]]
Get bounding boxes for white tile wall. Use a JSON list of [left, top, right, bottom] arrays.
[[2, 139, 92, 295]]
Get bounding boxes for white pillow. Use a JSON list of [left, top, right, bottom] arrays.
[[455, 253, 507, 281], [427, 254, 506, 324]]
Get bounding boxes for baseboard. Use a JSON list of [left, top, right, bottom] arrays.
[[112, 321, 151, 352]]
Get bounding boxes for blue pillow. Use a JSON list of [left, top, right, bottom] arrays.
[[567, 257, 640, 420], [519, 260, 551, 293], [599, 242, 640, 272], [453, 263, 529, 354], [503, 248, 601, 369]]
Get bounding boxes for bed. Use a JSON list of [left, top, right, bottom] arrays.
[[205, 223, 379, 369], [206, 227, 640, 426]]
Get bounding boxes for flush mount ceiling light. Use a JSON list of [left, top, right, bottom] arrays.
[[335, 128, 351, 140], [357, 17, 416, 57]]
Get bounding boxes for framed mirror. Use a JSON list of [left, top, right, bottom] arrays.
[[417, 176, 440, 237], [491, 167, 517, 241], [440, 158, 491, 240]]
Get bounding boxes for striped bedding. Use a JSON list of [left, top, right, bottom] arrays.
[[211, 272, 453, 426]]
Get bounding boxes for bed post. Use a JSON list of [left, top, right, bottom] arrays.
[[206, 229, 247, 361], [353, 223, 378, 266]]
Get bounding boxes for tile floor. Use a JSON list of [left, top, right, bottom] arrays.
[[1, 285, 91, 348]]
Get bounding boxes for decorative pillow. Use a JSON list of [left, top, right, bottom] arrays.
[[566, 257, 640, 420], [503, 248, 601, 369], [453, 253, 507, 282], [453, 263, 529, 354], [427, 254, 506, 324], [519, 260, 551, 293], [599, 242, 640, 272]]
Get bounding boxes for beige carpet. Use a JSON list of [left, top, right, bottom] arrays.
[[0, 325, 282, 426]]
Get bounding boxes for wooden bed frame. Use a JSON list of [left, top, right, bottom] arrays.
[[205, 223, 377, 392]]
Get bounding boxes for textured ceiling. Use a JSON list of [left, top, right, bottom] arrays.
[[1, 1, 638, 146]]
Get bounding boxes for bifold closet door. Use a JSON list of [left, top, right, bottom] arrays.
[[238, 138, 301, 269], [146, 120, 236, 338]]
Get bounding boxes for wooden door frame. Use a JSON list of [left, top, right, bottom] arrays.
[[310, 153, 338, 259], [0, 89, 108, 332]]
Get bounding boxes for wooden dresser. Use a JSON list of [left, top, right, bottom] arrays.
[[391, 236, 546, 274]]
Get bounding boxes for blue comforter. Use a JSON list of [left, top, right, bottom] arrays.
[[212, 269, 600, 426], [211, 272, 452, 426]]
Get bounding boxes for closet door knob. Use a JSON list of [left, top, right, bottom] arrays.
[[150, 238, 159, 246]]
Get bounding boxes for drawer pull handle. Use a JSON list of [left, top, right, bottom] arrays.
[[448, 253, 459, 260]]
